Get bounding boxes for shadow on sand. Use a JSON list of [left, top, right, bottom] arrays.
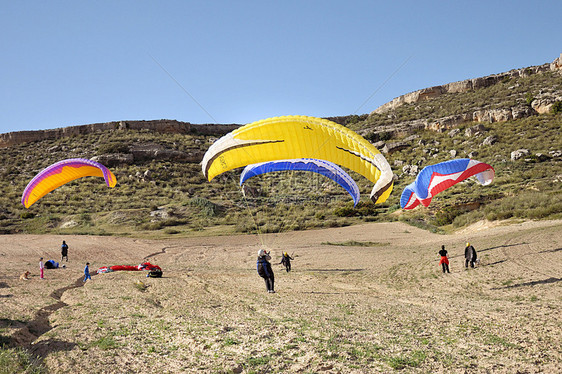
[[482, 259, 507, 267], [491, 277, 562, 290], [479, 242, 527, 253], [449, 243, 527, 259], [305, 268, 365, 272]]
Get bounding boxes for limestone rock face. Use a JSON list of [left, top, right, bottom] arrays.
[[511, 105, 534, 119], [511, 149, 529, 161], [0, 119, 240, 148], [551, 53, 562, 71], [382, 142, 409, 154], [91, 143, 206, 166], [402, 164, 419, 176], [482, 136, 498, 146], [371, 55, 557, 115], [130, 143, 194, 162], [465, 124, 486, 137], [91, 153, 134, 167], [426, 114, 472, 132], [531, 94, 562, 114]]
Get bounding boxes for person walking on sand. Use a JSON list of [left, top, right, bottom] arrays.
[[257, 249, 275, 293], [438, 245, 450, 273], [83, 262, 91, 282], [280, 252, 294, 273], [39, 257, 45, 280], [61, 240, 69, 262], [464, 242, 477, 268]]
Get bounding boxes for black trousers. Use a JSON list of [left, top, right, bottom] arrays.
[[465, 259, 475, 268], [262, 276, 274, 291], [441, 263, 450, 273]]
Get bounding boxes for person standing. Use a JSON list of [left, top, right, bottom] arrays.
[[39, 257, 45, 280], [257, 249, 275, 293], [464, 242, 477, 268], [280, 252, 294, 273], [61, 240, 69, 262], [438, 245, 450, 273], [83, 262, 91, 282]]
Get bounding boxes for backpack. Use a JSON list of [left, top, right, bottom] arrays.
[[257, 257, 270, 277], [147, 269, 163, 278]]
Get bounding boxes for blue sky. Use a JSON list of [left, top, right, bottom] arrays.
[[1, 1, 561, 134]]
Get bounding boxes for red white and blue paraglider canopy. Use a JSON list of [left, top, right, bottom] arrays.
[[400, 159, 495, 210]]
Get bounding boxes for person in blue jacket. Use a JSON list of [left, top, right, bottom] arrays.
[[83, 262, 91, 282], [257, 249, 275, 293]]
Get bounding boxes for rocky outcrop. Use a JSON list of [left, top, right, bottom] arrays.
[[129, 143, 201, 162], [425, 114, 472, 132], [551, 53, 562, 71], [511, 149, 529, 161], [91, 142, 205, 166], [382, 141, 409, 154], [91, 153, 134, 167], [357, 119, 426, 139], [464, 124, 486, 137], [531, 93, 562, 114], [0, 119, 240, 148], [361, 100, 543, 138], [482, 135, 498, 146], [371, 54, 561, 115]]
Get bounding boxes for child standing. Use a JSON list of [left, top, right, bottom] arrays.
[[83, 262, 91, 282], [438, 245, 450, 273], [39, 257, 45, 279]]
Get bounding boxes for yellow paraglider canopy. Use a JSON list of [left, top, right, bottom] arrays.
[[201, 115, 393, 203]]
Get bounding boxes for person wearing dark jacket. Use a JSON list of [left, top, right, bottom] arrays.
[[280, 252, 294, 273], [257, 249, 275, 293], [464, 242, 477, 268], [438, 245, 450, 273], [61, 240, 69, 262]]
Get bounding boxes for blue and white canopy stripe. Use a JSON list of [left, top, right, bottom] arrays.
[[240, 158, 361, 206]]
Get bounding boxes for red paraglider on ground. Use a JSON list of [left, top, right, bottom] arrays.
[[97, 262, 162, 277]]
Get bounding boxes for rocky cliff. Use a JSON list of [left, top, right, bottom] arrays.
[[371, 53, 562, 115], [0, 119, 240, 148]]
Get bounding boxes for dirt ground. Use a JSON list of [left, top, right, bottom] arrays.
[[1, 219, 561, 373]]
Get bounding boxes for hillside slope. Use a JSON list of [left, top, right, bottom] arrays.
[[0, 56, 561, 236]]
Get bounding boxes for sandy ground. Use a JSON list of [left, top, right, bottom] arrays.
[[0, 219, 561, 373]]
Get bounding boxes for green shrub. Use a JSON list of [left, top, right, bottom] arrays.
[[334, 206, 356, 217], [188, 197, 219, 217], [551, 101, 562, 114]]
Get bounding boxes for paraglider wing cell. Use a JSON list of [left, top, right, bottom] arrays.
[[21, 158, 117, 208], [400, 182, 421, 210], [240, 158, 361, 206], [202, 115, 393, 204]]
